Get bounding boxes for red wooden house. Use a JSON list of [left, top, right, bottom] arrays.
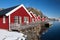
[[41, 17, 46, 22], [37, 15, 41, 21], [0, 4, 32, 30], [33, 14, 38, 22], [30, 11, 35, 22]]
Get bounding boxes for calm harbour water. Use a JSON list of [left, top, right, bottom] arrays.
[[41, 21, 60, 40]]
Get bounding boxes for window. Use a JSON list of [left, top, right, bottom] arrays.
[[14, 16, 19, 23], [14, 16, 22, 24], [19, 16, 22, 24], [3, 16, 6, 23], [32, 18, 34, 22], [24, 17, 28, 22]]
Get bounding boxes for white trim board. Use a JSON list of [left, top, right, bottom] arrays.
[[6, 4, 32, 17], [30, 11, 36, 18], [30, 11, 33, 14], [9, 15, 10, 31]]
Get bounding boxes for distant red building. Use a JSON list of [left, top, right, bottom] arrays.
[[37, 15, 41, 21], [33, 14, 38, 22], [41, 17, 46, 22], [30, 11, 35, 22]]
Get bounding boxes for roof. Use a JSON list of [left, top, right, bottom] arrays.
[[30, 11, 35, 18], [0, 4, 32, 17], [0, 5, 18, 16]]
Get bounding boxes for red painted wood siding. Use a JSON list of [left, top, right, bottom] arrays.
[[41, 17, 46, 21], [0, 16, 9, 30], [10, 7, 32, 24], [37, 16, 41, 21]]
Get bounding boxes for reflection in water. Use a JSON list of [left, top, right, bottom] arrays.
[[41, 21, 60, 40]]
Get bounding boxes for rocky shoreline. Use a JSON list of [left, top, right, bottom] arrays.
[[23, 22, 51, 40]]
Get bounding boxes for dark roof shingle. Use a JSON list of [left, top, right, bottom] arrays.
[[0, 5, 19, 16]]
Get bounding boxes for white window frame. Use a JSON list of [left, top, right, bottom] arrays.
[[24, 17, 29, 23], [3, 16, 6, 23]]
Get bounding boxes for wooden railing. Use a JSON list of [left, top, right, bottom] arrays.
[[10, 21, 41, 30]]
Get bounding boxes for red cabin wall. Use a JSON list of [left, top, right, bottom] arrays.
[[10, 7, 32, 24], [0, 16, 9, 30], [37, 16, 41, 21], [41, 17, 45, 22]]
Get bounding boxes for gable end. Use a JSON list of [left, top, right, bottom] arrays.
[[6, 4, 32, 17]]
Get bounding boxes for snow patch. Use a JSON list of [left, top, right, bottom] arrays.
[[0, 29, 27, 40]]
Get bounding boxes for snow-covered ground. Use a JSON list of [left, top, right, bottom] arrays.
[[0, 29, 27, 40]]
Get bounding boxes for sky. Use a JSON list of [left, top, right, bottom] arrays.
[[0, 0, 60, 18]]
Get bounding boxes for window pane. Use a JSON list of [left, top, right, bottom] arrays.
[[19, 16, 22, 24], [24, 17, 28, 22], [3, 16, 6, 23], [14, 16, 18, 23]]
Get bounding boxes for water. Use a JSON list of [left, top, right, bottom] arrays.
[[40, 21, 60, 40]]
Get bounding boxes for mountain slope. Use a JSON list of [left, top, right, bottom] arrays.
[[27, 7, 43, 17]]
